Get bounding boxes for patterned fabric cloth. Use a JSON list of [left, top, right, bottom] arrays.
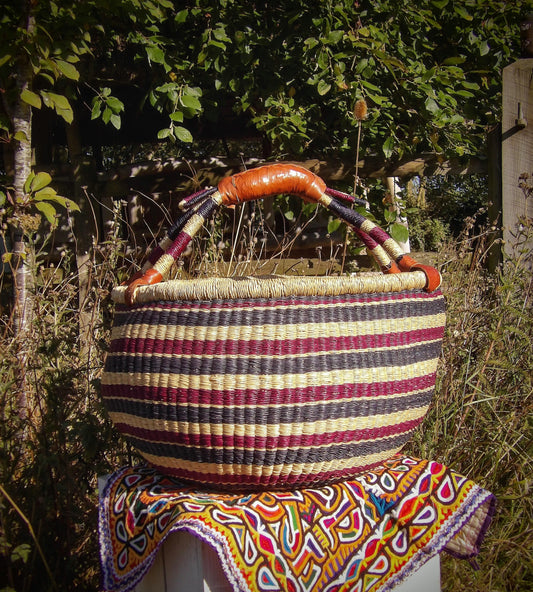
[[99, 455, 494, 592]]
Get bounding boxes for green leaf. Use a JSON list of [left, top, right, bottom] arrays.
[[146, 46, 166, 64], [55, 59, 79, 80], [384, 208, 397, 223], [442, 56, 466, 65], [110, 114, 121, 129], [390, 222, 409, 243], [462, 81, 480, 90], [35, 201, 57, 226], [11, 544, 31, 564], [454, 90, 474, 98], [175, 9, 188, 23], [317, 80, 331, 96], [157, 127, 172, 139], [174, 126, 193, 142], [33, 187, 57, 200], [34, 190, 80, 211], [425, 98, 439, 113], [21, 89, 42, 109], [304, 37, 319, 49], [382, 136, 395, 158], [30, 172, 52, 192], [23, 172, 35, 193], [0, 190, 5, 206], [327, 219, 341, 234], [327, 30, 343, 44], [91, 101, 101, 120], [454, 5, 473, 20], [284, 210, 295, 221], [213, 27, 231, 42], [0, 54, 12, 68], [361, 79, 381, 92], [56, 106, 74, 124], [106, 97, 124, 113], [169, 111, 184, 122], [180, 94, 202, 111], [41, 92, 71, 111]]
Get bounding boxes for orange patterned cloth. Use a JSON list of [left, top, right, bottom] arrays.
[[99, 455, 494, 592]]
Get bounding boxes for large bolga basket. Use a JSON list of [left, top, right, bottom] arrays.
[[101, 164, 446, 491]]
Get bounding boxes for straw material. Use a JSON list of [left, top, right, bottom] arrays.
[[101, 287, 445, 490], [112, 271, 430, 305]]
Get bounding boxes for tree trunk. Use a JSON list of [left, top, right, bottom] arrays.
[[11, 66, 34, 338], [9, 4, 36, 422]]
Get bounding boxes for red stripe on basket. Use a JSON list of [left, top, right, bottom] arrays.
[[114, 416, 423, 450], [110, 326, 444, 357], [116, 290, 442, 313], [101, 372, 436, 406]]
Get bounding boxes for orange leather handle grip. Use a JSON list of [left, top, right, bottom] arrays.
[[217, 163, 327, 206]]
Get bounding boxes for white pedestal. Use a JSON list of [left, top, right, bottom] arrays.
[[133, 531, 441, 592]]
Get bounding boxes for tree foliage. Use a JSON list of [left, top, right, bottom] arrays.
[[0, 0, 529, 166]]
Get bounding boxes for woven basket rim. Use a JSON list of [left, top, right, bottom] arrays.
[[112, 270, 432, 304]]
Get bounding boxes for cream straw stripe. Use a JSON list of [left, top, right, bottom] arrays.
[[182, 213, 208, 237], [360, 219, 376, 234], [111, 313, 446, 343], [109, 406, 427, 439], [112, 292, 444, 316], [101, 358, 439, 389], [107, 338, 443, 363], [383, 238, 404, 260], [138, 448, 401, 477], [152, 253, 175, 277], [318, 193, 332, 206]]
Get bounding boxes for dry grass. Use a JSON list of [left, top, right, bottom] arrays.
[[407, 214, 533, 591]]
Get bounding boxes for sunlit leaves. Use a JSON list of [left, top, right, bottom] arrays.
[[91, 88, 124, 130], [20, 89, 42, 109], [40, 91, 73, 124]]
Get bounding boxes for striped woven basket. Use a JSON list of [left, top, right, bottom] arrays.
[[101, 164, 446, 491]]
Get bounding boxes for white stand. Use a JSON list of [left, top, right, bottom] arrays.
[[133, 531, 440, 592]]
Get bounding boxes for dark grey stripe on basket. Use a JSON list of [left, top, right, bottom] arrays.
[[104, 340, 442, 376], [112, 294, 445, 329], [125, 430, 410, 467], [104, 388, 433, 424]]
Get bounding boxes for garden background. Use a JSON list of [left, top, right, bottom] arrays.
[[0, 2, 531, 590]]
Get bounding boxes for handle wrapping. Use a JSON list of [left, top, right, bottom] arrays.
[[218, 163, 327, 205], [124, 164, 441, 305]]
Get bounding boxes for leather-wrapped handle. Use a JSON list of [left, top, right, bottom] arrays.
[[123, 164, 441, 305], [217, 163, 327, 205]]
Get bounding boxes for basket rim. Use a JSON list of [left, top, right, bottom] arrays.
[[112, 270, 433, 304]]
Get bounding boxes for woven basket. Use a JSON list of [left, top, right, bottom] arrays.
[[101, 164, 445, 491]]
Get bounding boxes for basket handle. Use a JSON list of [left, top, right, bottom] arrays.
[[124, 164, 440, 304]]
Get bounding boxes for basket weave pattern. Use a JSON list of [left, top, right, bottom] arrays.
[[102, 287, 445, 490], [101, 163, 446, 491]]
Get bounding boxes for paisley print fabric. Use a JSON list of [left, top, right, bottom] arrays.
[[99, 455, 494, 592]]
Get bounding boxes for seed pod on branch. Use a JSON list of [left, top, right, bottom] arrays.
[[354, 99, 368, 121]]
